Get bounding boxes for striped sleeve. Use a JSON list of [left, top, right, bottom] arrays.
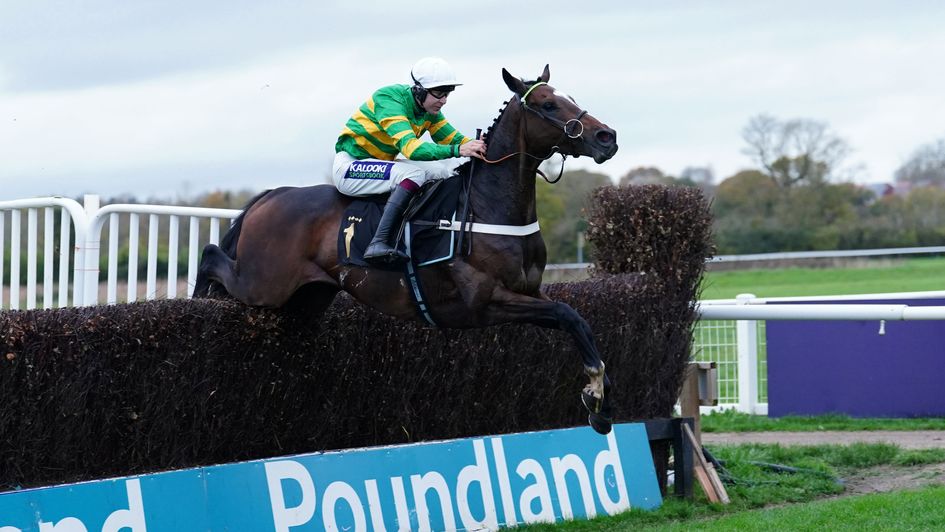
[[373, 92, 455, 161], [429, 114, 469, 147]]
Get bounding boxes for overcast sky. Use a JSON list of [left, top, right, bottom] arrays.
[[2, 1, 944, 201]]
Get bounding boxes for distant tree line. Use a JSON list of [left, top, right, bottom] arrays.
[[610, 116, 945, 256]]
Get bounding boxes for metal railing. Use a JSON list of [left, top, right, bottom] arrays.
[[0, 195, 239, 308], [696, 291, 945, 414]]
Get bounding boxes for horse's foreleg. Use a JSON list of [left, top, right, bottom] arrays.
[[525, 300, 606, 396], [486, 289, 613, 434]]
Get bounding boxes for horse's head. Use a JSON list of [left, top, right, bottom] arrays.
[[502, 65, 618, 164]]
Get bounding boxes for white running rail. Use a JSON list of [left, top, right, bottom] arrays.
[[694, 291, 945, 415], [1, 195, 239, 308]]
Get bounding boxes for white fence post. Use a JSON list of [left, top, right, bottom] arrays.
[[58, 209, 72, 307], [43, 208, 55, 309], [735, 293, 760, 414], [26, 208, 37, 309], [80, 195, 101, 306], [10, 210, 21, 310], [146, 214, 159, 301], [167, 215, 179, 299], [188, 216, 200, 297], [107, 213, 120, 304], [127, 214, 140, 303]]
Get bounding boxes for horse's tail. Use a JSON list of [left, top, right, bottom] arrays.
[[218, 189, 272, 258], [193, 189, 272, 298]]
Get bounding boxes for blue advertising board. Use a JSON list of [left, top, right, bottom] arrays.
[[0, 423, 660, 531]]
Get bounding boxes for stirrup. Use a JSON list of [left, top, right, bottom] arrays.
[[364, 243, 409, 264]]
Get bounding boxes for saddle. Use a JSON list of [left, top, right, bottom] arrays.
[[337, 176, 466, 270]]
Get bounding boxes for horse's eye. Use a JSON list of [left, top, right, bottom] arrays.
[[541, 101, 556, 112]]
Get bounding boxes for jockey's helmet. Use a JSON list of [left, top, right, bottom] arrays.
[[410, 57, 462, 89]]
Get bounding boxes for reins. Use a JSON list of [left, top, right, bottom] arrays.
[[455, 128, 482, 256]]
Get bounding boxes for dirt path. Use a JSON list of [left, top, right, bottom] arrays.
[[702, 431, 945, 496], [840, 462, 945, 495]]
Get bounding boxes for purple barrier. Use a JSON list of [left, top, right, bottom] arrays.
[[766, 298, 945, 417]]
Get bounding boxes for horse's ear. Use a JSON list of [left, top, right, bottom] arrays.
[[502, 68, 527, 96], [539, 64, 550, 83]]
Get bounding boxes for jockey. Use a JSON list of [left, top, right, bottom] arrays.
[[333, 57, 487, 264]]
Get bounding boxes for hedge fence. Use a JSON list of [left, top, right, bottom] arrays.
[[0, 184, 713, 491]]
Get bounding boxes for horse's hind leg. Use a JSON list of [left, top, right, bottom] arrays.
[[194, 244, 239, 299], [282, 282, 340, 326]]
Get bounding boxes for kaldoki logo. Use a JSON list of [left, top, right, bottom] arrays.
[[346, 160, 394, 180]]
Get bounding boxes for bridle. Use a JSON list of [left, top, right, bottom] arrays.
[[457, 80, 588, 254], [482, 81, 589, 183], [520, 81, 587, 140]]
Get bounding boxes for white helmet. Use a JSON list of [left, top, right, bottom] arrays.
[[410, 57, 462, 88]]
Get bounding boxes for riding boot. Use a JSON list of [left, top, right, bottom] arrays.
[[364, 186, 414, 264]]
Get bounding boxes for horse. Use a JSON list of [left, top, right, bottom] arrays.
[[194, 65, 619, 434]]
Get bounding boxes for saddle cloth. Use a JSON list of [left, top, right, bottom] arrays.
[[337, 176, 465, 270]]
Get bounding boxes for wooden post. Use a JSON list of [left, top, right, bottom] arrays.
[[679, 362, 719, 447], [682, 423, 730, 504], [680, 365, 702, 446], [675, 417, 694, 499]]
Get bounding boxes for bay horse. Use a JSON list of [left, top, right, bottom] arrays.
[[194, 65, 619, 433]]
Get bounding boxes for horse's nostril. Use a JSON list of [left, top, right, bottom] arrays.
[[596, 130, 615, 145]]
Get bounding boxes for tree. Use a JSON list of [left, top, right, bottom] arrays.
[[895, 138, 945, 188], [711, 170, 786, 253], [619, 166, 672, 187], [713, 169, 780, 219], [679, 166, 714, 187], [193, 189, 259, 209], [535, 169, 611, 263], [711, 169, 878, 253], [741, 114, 851, 187], [679, 166, 716, 198]]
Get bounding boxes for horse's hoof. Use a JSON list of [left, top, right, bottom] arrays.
[[588, 412, 612, 435], [581, 389, 601, 413], [582, 390, 613, 435], [581, 390, 614, 434]]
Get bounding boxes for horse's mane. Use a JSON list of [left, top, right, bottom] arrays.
[[453, 91, 522, 178]]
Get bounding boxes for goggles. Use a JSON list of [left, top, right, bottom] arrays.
[[427, 86, 455, 99]]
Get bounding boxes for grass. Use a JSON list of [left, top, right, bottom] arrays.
[[654, 485, 945, 531], [700, 256, 945, 300], [701, 411, 945, 433], [514, 442, 945, 531]]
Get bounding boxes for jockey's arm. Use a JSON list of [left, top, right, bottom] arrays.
[[374, 93, 465, 161]]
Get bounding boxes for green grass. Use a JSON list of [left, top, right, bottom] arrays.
[[700, 256, 945, 300], [515, 443, 945, 531], [701, 411, 945, 433], [894, 449, 945, 466], [654, 485, 945, 531]]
